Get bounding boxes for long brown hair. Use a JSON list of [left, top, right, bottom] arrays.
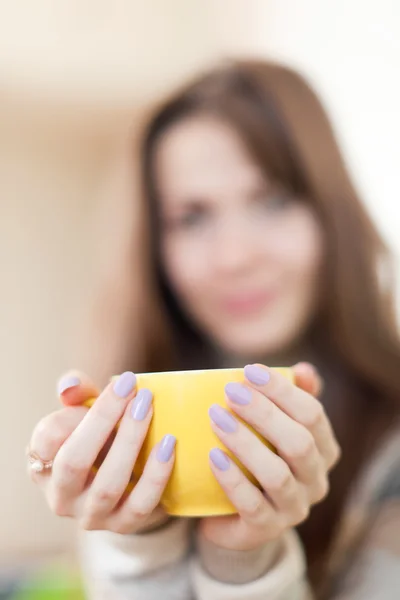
[[137, 60, 400, 591]]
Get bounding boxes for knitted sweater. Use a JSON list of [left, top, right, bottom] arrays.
[[79, 423, 400, 600]]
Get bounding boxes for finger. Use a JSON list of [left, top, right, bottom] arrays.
[[108, 434, 176, 534], [84, 389, 154, 521], [57, 370, 100, 407], [293, 362, 323, 397], [208, 405, 304, 516], [28, 406, 88, 484], [52, 371, 137, 498], [225, 382, 322, 486], [208, 448, 279, 543], [94, 430, 116, 468], [244, 364, 340, 469]]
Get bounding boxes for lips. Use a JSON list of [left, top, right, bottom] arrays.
[[218, 289, 277, 316]]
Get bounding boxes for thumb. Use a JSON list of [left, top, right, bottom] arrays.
[[292, 362, 324, 398], [57, 370, 100, 406]]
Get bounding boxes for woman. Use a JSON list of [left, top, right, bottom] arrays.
[[28, 60, 400, 599]]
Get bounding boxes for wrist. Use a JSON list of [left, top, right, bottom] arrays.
[[197, 530, 282, 584], [79, 518, 192, 580]]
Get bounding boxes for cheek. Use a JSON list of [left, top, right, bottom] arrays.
[[161, 236, 210, 299], [269, 210, 324, 282]]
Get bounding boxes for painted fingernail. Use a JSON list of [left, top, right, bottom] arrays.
[[244, 364, 270, 385], [57, 375, 81, 395], [210, 448, 231, 471], [131, 388, 152, 420], [225, 382, 252, 405], [113, 371, 137, 398], [209, 404, 238, 433], [157, 434, 176, 463]]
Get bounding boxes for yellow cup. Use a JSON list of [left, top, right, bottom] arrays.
[[86, 367, 293, 517]]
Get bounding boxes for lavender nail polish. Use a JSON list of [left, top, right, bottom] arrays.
[[157, 434, 176, 463], [113, 371, 137, 398], [57, 375, 81, 395], [210, 448, 231, 471], [131, 388, 152, 421], [244, 364, 270, 386], [225, 382, 252, 405], [209, 404, 238, 433]]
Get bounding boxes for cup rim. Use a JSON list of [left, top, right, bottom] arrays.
[[136, 367, 244, 377]]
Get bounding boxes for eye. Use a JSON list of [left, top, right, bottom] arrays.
[[179, 208, 208, 228], [267, 191, 292, 210], [252, 185, 293, 212], [163, 202, 211, 231]]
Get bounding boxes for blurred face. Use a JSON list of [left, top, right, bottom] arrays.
[[154, 116, 324, 358]]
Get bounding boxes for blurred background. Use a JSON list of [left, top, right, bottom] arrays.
[[1, 1, 399, 597]]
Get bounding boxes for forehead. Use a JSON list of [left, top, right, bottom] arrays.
[[154, 116, 265, 196]]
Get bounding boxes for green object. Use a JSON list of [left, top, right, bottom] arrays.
[[11, 565, 85, 600]]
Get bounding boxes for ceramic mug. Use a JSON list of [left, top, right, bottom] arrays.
[[85, 367, 293, 517]]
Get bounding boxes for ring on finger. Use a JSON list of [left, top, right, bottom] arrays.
[[26, 446, 54, 473]]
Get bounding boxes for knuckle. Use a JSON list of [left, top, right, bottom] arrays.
[[243, 496, 266, 523], [48, 493, 72, 518], [289, 432, 315, 461], [79, 515, 98, 531], [127, 492, 155, 522], [44, 426, 65, 450], [111, 522, 131, 535], [284, 496, 309, 527], [303, 403, 325, 429], [128, 504, 150, 522], [34, 414, 54, 437], [91, 487, 122, 506], [31, 419, 55, 450], [38, 410, 67, 436], [294, 501, 310, 524], [313, 477, 330, 503], [58, 457, 90, 480], [269, 464, 293, 493], [228, 473, 247, 497], [147, 471, 169, 493]]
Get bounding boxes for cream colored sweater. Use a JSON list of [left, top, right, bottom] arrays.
[[79, 424, 400, 600]]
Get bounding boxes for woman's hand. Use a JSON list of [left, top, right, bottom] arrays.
[[27, 371, 176, 534], [200, 362, 341, 551]]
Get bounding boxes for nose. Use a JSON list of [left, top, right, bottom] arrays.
[[210, 215, 259, 274]]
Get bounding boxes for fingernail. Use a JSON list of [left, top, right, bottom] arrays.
[[244, 364, 270, 385], [57, 375, 81, 395], [113, 371, 137, 398], [209, 404, 238, 433], [157, 434, 176, 463], [225, 382, 252, 405], [131, 388, 152, 420], [210, 448, 231, 471]]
